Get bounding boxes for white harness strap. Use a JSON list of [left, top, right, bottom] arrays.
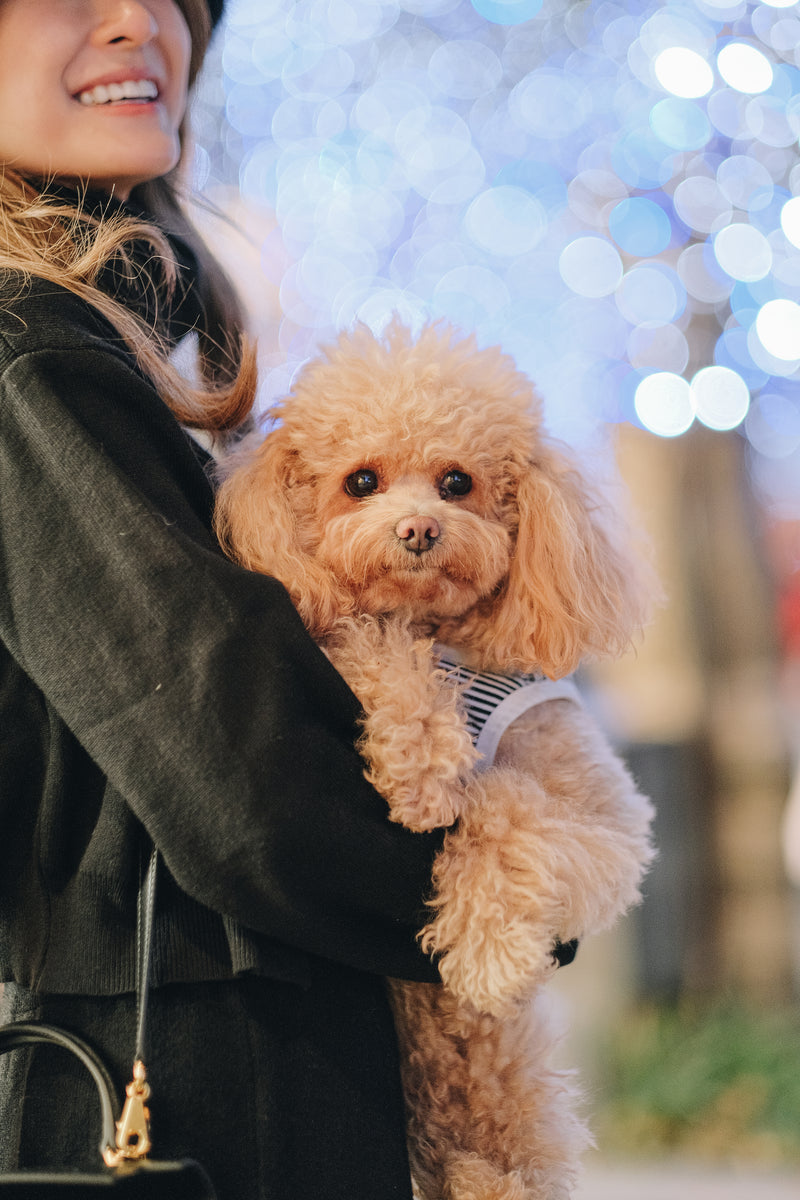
[[436, 648, 582, 770]]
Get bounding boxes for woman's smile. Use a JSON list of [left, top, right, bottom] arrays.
[[77, 77, 161, 106], [0, 0, 191, 199]]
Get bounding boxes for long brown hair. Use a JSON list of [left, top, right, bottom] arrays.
[[0, 0, 256, 433]]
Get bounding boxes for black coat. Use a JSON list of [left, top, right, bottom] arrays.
[[0, 243, 442, 1197]]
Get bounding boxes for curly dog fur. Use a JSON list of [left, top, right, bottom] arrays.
[[214, 320, 655, 1199]]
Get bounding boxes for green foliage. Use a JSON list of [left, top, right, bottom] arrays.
[[596, 1001, 800, 1165]]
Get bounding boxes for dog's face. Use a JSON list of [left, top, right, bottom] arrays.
[[263, 325, 540, 624], [297, 428, 515, 623]]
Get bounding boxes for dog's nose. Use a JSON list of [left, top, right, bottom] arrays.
[[396, 515, 440, 554]]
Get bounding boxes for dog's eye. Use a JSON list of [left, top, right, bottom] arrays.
[[439, 470, 472, 499], [344, 469, 379, 498]]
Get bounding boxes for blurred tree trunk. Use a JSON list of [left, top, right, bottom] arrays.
[[682, 425, 792, 1001], [597, 423, 793, 1002]]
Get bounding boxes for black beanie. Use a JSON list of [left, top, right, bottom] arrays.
[[207, 0, 225, 27]]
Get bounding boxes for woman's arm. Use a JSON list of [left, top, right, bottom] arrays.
[[0, 288, 442, 980]]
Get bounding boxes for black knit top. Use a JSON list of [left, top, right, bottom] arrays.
[[0, 196, 442, 996]]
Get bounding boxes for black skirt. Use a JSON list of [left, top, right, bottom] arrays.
[[0, 964, 414, 1200]]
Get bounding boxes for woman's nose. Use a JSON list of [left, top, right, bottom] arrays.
[[90, 0, 158, 48]]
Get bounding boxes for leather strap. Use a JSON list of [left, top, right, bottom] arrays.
[[101, 845, 160, 1163], [134, 847, 159, 1065]]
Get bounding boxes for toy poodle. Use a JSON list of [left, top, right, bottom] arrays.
[[214, 320, 655, 1199]]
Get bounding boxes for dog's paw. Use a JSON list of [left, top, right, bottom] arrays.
[[328, 615, 478, 830], [537, 814, 655, 942], [376, 774, 465, 832], [360, 692, 477, 830], [431, 911, 557, 1017], [419, 771, 564, 1013]]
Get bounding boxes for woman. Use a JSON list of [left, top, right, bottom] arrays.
[[0, 3, 445, 1196]]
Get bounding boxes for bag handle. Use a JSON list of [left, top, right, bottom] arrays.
[[0, 1022, 120, 1165], [0, 847, 160, 1170]]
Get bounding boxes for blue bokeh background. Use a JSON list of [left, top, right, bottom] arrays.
[[191, 0, 800, 513]]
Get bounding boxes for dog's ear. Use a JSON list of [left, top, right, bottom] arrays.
[[474, 441, 652, 678], [214, 427, 352, 637]]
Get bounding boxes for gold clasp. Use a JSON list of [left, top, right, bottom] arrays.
[[103, 1059, 151, 1166]]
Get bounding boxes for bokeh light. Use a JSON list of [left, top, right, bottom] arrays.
[[634, 372, 696, 438], [464, 186, 547, 256], [691, 365, 751, 431], [717, 43, 774, 94], [616, 264, 686, 327], [650, 98, 712, 151], [713, 223, 773, 282], [471, 0, 544, 24], [193, 0, 800, 511], [673, 176, 732, 236], [654, 48, 714, 99], [756, 299, 800, 361], [780, 196, 800, 249], [609, 197, 673, 257], [559, 237, 623, 299], [745, 390, 800, 458]]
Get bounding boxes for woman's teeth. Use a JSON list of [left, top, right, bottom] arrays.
[[78, 80, 159, 106]]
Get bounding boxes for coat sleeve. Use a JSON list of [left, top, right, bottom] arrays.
[[0, 323, 443, 981]]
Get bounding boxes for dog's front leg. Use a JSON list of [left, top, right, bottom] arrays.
[[324, 614, 477, 831], [419, 767, 570, 1015], [494, 700, 655, 942], [420, 701, 654, 1013]]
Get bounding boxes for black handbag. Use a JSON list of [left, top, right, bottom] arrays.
[[0, 851, 218, 1197]]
